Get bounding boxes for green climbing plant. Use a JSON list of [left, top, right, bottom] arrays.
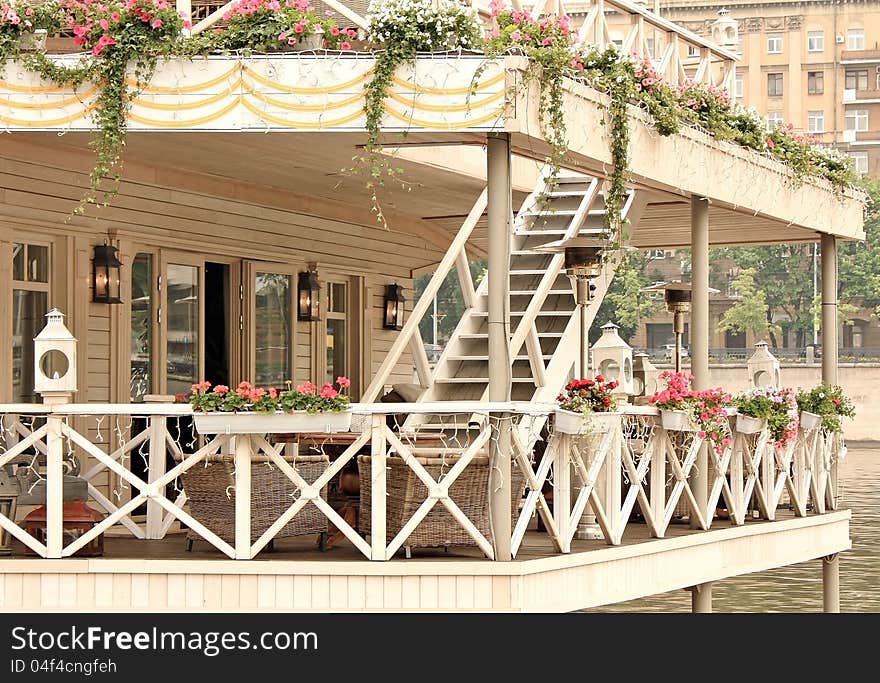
[[360, 0, 481, 227]]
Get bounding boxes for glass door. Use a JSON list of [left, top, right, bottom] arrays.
[[243, 262, 296, 388], [163, 260, 202, 397]]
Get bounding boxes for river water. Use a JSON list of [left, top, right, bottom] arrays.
[[594, 448, 880, 612]]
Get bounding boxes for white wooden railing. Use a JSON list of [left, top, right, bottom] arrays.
[[178, 0, 735, 90], [0, 402, 844, 561]]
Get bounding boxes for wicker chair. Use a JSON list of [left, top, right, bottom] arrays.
[[180, 454, 330, 553], [357, 454, 525, 557]]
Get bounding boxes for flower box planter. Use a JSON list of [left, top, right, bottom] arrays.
[[554, 409, 618, 435], [736, 414, 766, 434], [280, 33, 324, 52], [19, 30, 48, 52], [799, 410, 822, 432], [193, 410, 352, 435], [659, 409, 697, 432]]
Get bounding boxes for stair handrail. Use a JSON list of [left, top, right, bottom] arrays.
[[361, 187, 488, 403]]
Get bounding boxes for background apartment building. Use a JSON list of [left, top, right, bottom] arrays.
[[657, 0, 880, 176]]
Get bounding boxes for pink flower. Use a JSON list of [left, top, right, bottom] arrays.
[[214, 385, 229, 396], [99, 18, 109, 30], [336, 376, 351, 388], [697, 431, 706, 440], [340, 41, 351, 50], [541, 36, 552, 46], [293, 23, 304, 33], [151, 18, 162, 28], [111, 11, 120, 21], [296, 381, 316, 395], [330, 26, 339, 36], [319, 384, 338, 399], [268, 388, 278, 399], [766, 138, 775, 149], [510, 31, 521, 42]]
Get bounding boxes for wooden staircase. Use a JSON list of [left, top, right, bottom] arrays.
[[407, 170, 645, 431]]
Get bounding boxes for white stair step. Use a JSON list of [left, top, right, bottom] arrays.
[[516, 230, 569, 236], [510, 289, 571, 296], [435, 377, 537, 384], [510, 269, 565, 275], [522, 209, 579, 217], [470, 311, 574, 317], [447, 354, 553, 361], [546, 190, 591, 197], [456, 332, 563, 339]]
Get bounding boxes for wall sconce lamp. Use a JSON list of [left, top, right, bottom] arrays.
[[92, 244, 122, 304], [297, 270, 320, 321], [383, 283, 405, 330]]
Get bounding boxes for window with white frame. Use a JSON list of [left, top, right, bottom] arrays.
[[324, 280, 348, 387], [846, 109, 869, 131], [848, 28, 865, 50], [850, 151, 869, 175], [735, 74, 744, 98], [687, 44, 699, 58], [767, 72, 783, 96], [807, 110, 825, 133], [807, 31, 824, 52], [767, 33, 782, 53], [11, 242, 50, 403], [766, 112, 784, 128]]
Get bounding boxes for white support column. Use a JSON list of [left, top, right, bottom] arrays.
[[233, 435, 252, 560], [691, 582, 713, 613], [487, 132, 513, 561], [553, 435, 572, 553], [145, 415, 167, 540], [369, 414, 387, 561], [691, 196, 710, 530], [822, 553, 840, 613], [821, 234, 839, 386], [45, 414, 64, 559]]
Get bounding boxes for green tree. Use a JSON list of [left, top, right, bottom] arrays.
[[413, 259, 486, 345], [718, 268, 780, 341], [592, 251, 661, 344], [711, 245, 815, 348], [839, 178, 880, 316]]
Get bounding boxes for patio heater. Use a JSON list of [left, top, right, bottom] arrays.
[[643, 282, 717, 373], [537, 237, 605, 376]]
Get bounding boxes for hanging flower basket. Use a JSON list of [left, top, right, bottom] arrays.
[[735, 413, 767, 434], [193, 410, 352, 435], [659, 409, 697, 432], [799, 410, 822, 432], [554, 409, 618, 435]]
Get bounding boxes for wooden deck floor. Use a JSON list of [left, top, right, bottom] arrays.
[[0, 511, 851, 611], [4, 514, 774, 563]]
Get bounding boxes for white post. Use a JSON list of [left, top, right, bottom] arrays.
[[487, 132, 512, 561], [233, 435, 252, 559], [821, 234, 839, 384], [45, 414, 64, 558], [690, 196, 710, 530], [822, 553, 840, 613], [604, 421, 623, 544], [370, 414, 387, 561], [145, 415, 167, 540], [553, 434, 572, 553], [691, 582, 713, 613]]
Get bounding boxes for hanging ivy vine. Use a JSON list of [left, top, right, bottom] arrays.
[[360, 0, 482, 227], [21, 1, 188, 213]]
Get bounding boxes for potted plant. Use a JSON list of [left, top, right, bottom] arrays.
[[649, 371, 732, 455], [733, 387, 799, 447], [796, 384, 855, 433], [189, 377, 353, 434], [0, 0, 64, 57], [213, 0, 356, 53], [554, 375, 619, 434]]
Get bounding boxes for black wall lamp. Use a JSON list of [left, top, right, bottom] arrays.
[[383, 283, 405, 330], [92, 244, 122, 304], [297, 270, 320, 321]]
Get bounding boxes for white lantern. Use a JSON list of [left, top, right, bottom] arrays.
[[33, 309, 77, 403], [747, 341, 781, 388], [632, 353, 661, 400], [710, 8, 739, 50], [591, 322, 633, 396]]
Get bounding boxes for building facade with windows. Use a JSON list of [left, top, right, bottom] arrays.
[[656, 0, 880, 176]]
